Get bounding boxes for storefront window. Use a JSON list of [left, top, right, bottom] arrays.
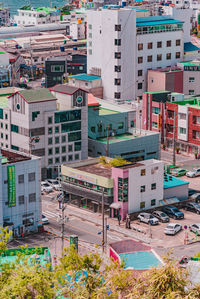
[[118, 177, 128, 202]]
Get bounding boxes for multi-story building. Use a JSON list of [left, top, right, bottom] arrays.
[[0, 8, 10, 26], [0, 87, 88, 178], [61, 157, 188, 220], [0, 148, 41, 237], [177, 60, 200, 95], [67, 54, 87, 75], [87, 8, 185, 102], [45, 57, 67, 88]]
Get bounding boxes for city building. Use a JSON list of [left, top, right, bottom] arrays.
[[66, 21, 86, 40], [177, 60, 200, 95], [45, 57, 67, 88], [87, 8, 185, 102], [0, 148, 41, 237], [0, 87, 88, 178], [67, 54, 87, 75], [0, 7, 10, 26], [61, 157, 188, 220]]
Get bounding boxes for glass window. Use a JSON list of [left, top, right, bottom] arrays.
[[1, 123, 3, 128], [166, 53, 171, 60], [189, 77, 195, 82], [151, 183, 156, 190], [11, 124, 19, 133], [115, 52, 121, 59], [147, 55, 152, 62], [68, 144, 73, 152], [138, 83, 142, 89], [61, 121, 81, 133], [138, 70, 143, 76], [141, 169, 146, 176], [54, 110, 81, 123], [115, 24, 121, 31], [48, 117, 52, 124], [152, 107, 160, 115], [55, 126, 59, 133], [140, 202, 145, 209], [5, 124, 8, 130], [32, 111, 40, 121], [68, 131, 81, 142], [115, 65, 121, 72], [29, 193, 36, 203], [68, 155, 73, 161], [179, 127, 186, 134], [189, 90, 194, 95], [176, 52, 180, 59], [1, 133, 3, 138], [115, 39, 121, 46], [5, 135, 8, 140], [19, 195, 25, 205], [75, 141, 81, 151], [166, 40, 171, 47], [48, 127, 52, 134], [55, 147, 60, 154], [18, 174, 24, 184], [75, 154, 79, 160], [62, 146, 66, 153], [140, 185, 145, 192], [55, 157, 60, 164], [48, 138, 52, 145], [157, 41, 162, 48], [157, 54, 162, 61], [148, 42, 153, 49], [5, 114, 7, 119], [138, 57, 143, 64], [151, 199, 156, 206], [0, 108, 3, 119], [62, 135, 66, 143], [176, 39, 181, 46], [62, 156, 66, 162], [118, 122, 124, 129], [114, 78, 121, 86], [91, 126, 96, 133], [28, 173, 35, 182], [114, 92, 121, 99], [152, 122, 158, 128], [48, 158, 53, 165], [55, 136, 59, 144], [138, 43, 143, 50], [48, 148, 53, 155]]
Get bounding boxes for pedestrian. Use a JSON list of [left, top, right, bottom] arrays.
[[118, 214, 121, 226], [126, 214, 131, 229]]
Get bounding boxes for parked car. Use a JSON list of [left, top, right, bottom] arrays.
[[42, 214, 49, 224], [189, 223, 200, 235], [171, 168, 187, 177], [137, 213, 159, 225], [41, 181, 53, 193], [186, 168, 200, 178], [189, 192, 200, 203], [184, 202, 200, 214], [152, 210, 170, 223], [46, 179, 61, 191], [162, 206, 184, 220], [164, 223, 182, 235]]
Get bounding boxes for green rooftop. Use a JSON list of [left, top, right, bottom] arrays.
[[97, 133, 139, 144], [145, 90, 169, 94], [0, 52, 6, 54], [174, 98, 200, 109], [19, 89, 56, 103], [99, 108, 119, 115], [0, 95, 9, 108], [179, 60, 200, 66]]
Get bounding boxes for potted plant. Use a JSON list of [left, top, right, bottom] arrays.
[[176, 147, 180, 154]]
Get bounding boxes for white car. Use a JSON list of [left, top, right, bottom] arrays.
[[137, 213, 159, 225], [190, 223, 200, 235], [186, 168, 200, 178], [164, 223, 182, 235], [42, 214, 49, 224], [41, 181, 53, 193], [46, 179, 61, 191]]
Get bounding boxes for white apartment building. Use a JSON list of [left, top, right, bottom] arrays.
[[0, 87, 88, 178], [87, 8, 185, 102], [0, 148, 41, 237]]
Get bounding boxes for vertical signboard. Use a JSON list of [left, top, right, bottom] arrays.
[[158, 114, 162, 130], [7, 165, 16, 207]]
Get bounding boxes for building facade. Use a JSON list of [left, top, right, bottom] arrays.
[[0, 148, 41, 237], [45, 57, 67, 88], [178, 60, 200, 95]]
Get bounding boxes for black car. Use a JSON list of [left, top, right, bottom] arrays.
[[184, 202, 200, 214], [162, 206, 184, 220], [152, 210, 170, 223]]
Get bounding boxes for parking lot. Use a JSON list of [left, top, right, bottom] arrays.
[[132, 209, 200, 248]]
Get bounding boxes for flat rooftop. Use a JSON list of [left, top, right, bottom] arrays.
[[77, 162, 112, 178], [70, 74, 101, 81], [115, 162, 144, 170], [184, 42, 200, 52], [179, 60, 200, 66], [1, 149, 31, 164], [0, 95, 9, 108], [97, 133, 146, 144], [164, 174, 188, 189], [174, 98, 200, 109], [99, 107, 119, 115], [136, 16, 184, 27]]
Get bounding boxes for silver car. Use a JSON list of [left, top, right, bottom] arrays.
[[164, 223, 182, 235], [137, 213, 159, 225], [190, 223, 200, 235], [46, 179, 61, 191], [41, 181, 53, 193], [186, 168, 200, 178]]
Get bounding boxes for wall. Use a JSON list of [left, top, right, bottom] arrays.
[[183, 70, 200, 95], [164, 184, 188, 201], [147, 71, 166, 92]]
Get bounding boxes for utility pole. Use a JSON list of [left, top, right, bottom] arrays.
[[105, 216, 108, 248], [102, 188, 105, 253], [173, 110, 176, 166], [58, 164, 65, 254], [106, 124, 109, 157]]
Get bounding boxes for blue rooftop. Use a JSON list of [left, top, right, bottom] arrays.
[[70, 74, 101, 81], [184, 42, 200, 52], [136, 17, 184, 27], [164, 174, 189, 189]]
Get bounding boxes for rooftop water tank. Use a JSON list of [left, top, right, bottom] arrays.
[[60, 45, 65, 52]]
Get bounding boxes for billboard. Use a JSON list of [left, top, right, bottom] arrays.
[[7, 165, 16, 207]]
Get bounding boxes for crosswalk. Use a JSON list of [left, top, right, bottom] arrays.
[[43, 210, 58, 219]]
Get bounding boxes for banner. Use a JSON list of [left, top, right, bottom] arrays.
[[7, 165, 16, 207]]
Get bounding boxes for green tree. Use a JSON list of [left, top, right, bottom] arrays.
[[0, 227, 12, 254]]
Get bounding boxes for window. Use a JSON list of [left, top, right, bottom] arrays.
[[114, 92, 121, 99], [157, 41, 162, 48], [166, 53, 171, 60], [68, 155, 73, 161], [0, 109, 3, 119], [115, 65, 121, 72], [141, 169, 146, 176], [138, 43, 143, 50], [55, 157, 60, 164], [48, 138, 52, 145], [48, 117, 52, 124], [152, 107, 160, 114], [91, 126, 96, 133], [18, 175, 24, 184], [130, 120, 134, 128], [5, 135, 8, 140], [32, 111, 40, 121], [148, 42, 153, 49], [54, 110, 81, 123], [140, 202, 145, 209], [151, 183, 156, 190], [75, 141, 81, 151], [176, 52, 180, 59], [61, 122, 81, 133], [55, 147, 60, 154], [157, 54, 162, 61], [138, 83, 142, 89], [114, 78, 121, 85], [19, 195, 25, 205], [193, 130, 200, 139], [152, 122, 158, 128], [179, 127, 186, 134], [118, 122, 124, 129], [147, 55, 152, 62], [88, 24, 92, 29], [115, 24, 121, 31], [11, 124, 19, 133], [138, 57, 143, 64], [189, 90, 194, 95], [62, 156, 66, 162], [5, 114, 7, 119], [48, 148, 52, 155], [151, 199, 156, 206], [48, 127, 52, 134], [89, 49, 92, 55], [193, 116, 200, 124], [138, 70, 143, 77], [176, 39, 181, 46], [166, 40, 171, 47], [68, 131, 81, 142], [55, 126, 59, 133], [62, 135, 66, 143], [29, 193, 36, 203], [115, 52, 121, 59], [28, 173, 35, 182], [51, 65, 64, 72], [55, 136, 59, 144], [5, 124, 8, 130], [68, 144, 73, 152], [75, 154, 79, 160], [140, 185, 145, 192], [118, 177, 128, 202], [189, 77, 195, 82], [115, 39, 121, 46], [48, 158, 53, 165], [179, 113, 186, 120], [1, 123, 2, 128]]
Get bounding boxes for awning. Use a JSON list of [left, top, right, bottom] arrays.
[[110, 202, 121, 209], [159, 197, 180, 206]]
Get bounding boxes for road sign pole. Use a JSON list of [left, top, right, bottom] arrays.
[[105, 217, 107, 248], [102, 188, 105, 252]]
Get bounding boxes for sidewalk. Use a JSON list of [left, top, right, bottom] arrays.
[[62, 204, 151, 244]]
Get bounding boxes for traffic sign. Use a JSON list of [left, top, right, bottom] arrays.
[[184, 225, 188, 230], [106, 225, 110, 230]]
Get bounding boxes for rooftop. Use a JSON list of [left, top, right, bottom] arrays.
[[77, 162, 112, 178], [88, 93, 100, 107], [97, 133, 143, 144], [50, 84, 87, 95], [115, 162, 144, 170], [136, 16, 184, 27], [1, 149, 31, 164], [0, 95, 9, 108], [11, 89, 56, 103], [70, 74, 101, 81], [164, 174, 189, 189], [99, 107, 119, 115], [145, 90, 169, 95], [184, 42, 200, 52], [174, 98, 200, 109], [179, 59, 200, 66]]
